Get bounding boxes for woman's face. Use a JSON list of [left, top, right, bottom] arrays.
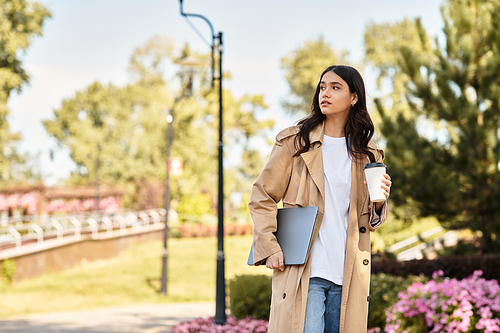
[[318, 71, 357, 117]]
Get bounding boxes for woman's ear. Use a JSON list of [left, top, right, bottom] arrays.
[[351, 92, 358, 105]]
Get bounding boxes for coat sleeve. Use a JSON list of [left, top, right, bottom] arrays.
[[248, 137, 294, 265], [368, 147, 389, 232]]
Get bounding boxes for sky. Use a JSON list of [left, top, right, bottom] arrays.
[[7, 0, 444, 185]]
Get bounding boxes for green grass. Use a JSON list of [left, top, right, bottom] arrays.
[[0, 235, 270, 318], [0, 217, 447, 318]]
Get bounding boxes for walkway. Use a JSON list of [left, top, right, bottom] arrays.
[[0, 302, 215, 333]]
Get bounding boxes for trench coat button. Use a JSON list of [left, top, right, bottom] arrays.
[[359, 226, 366, 233], [363, 259, 369, 265], [283, 293, 286, 299], [367, 296, 370, 302]]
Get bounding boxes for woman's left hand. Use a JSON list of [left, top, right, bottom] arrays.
[[375, 173, 391, 213], [381, 173, 391, 199]]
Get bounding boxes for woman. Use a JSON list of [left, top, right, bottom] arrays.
[[249, 65, 391, 333]]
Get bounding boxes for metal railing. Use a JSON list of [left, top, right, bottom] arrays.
[[386, 226, 458, 261], [0, 209, 166, 253]]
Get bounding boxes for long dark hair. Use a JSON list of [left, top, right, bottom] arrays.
[[293, 65, 376, 162]]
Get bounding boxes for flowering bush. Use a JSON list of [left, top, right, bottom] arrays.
[[369, 273, 429, 329], [46, 199, 66, 214], [6, 194, 20, 208], [98, 197, 119, 214], [66, 199, 84, 213], [0, 192, 121, 215], [0, 195, 7, 211], [19, 193, 39, 215], [82, 199, 97, 211], [0, 193, 39, 214], [172, 316, 268, 333], [385, 270, 500, 333]]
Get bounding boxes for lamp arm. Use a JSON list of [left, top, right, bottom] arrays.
[[179, 0, 217, 87], [179, 0, 215, 39]]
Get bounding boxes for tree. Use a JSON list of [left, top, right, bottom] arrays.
[[364, 0, 500, 253], [43, 81, 171, 186], [280, 36, 348, 115], [0, 0, 51, 184], [43, 36, 274, 217]]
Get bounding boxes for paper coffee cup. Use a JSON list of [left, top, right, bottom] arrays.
[[364, 162, 387, 203]]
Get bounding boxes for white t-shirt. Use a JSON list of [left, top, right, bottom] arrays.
[[310, 135, 352, 285]]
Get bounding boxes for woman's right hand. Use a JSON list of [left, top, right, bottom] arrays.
[[266, 250, 285, 271]]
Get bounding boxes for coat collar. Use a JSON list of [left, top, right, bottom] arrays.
[[299, 122, 326, 202], [309, 120, 383, 159], [309, 121, 325, 147]]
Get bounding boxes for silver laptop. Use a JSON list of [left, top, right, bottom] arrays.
[[247, 206, 319, 266]]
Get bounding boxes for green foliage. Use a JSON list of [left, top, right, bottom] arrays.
[[0, 0, 51, 184], [0, 134, 43, 185], [44, 80, 171, 183], [364, 0, 500, 253], [229, 274, 272, 320], [1, 259, 16, 283], [43, 36, 274, 213], [368, 273, 429, 329], [0, 0, 52, 111], [127, 35, 174, 86], [238, 149, 269, 184], [176, 193, 213, 224], [280, 36, 348, 114]]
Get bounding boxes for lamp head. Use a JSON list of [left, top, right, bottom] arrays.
[[177, 56, 203, 69], [177, 56, 203, 97]]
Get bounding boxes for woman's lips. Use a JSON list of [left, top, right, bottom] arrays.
[[321, 100, 331, 106]]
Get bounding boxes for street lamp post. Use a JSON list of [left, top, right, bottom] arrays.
[[161, 108, 174, 296], [160, 57, 201, 296], [179, 0, 226, 324]]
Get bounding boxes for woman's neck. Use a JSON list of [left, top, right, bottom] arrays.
[[324, 114, 348, 138]]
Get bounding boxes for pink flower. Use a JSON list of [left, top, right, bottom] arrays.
[[99, 197, 119, 213], [432, 270, 444, 279], [385, 270, 500, 333], [46, 199, 66, 214], [0, 195, 8, 211], [172, 316, 269, 333], [19, 193, 39, 215], [82, 199, 96, 211], [6, 194, 20, 208], [66, 199, 84, 213]]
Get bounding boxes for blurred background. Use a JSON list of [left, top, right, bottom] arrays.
[[2, 0, 500, 331], [3, 0, 444, 219]]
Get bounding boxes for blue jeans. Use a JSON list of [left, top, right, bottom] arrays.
[[303, 277, 342, 333]]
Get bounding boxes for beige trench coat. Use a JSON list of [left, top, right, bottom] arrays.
[[249, 121, 388, 333]]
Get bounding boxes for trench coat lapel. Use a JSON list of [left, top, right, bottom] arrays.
[[300, 149, 325, 202], [299, 122, 325, 202]]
